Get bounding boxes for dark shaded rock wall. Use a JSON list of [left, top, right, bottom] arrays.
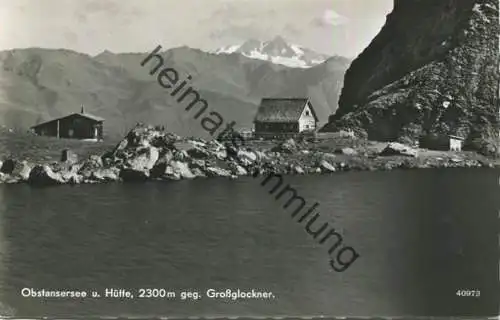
[[322, 0, 499, 154]]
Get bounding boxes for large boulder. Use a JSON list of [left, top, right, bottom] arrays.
[[190, 167, 207, 178], [214, 148, 228, 160], [271, 138, 298, 154], [319, 160, 337, 173], [334, 147, 358, 156], [188, 159, 207, 170], [159, 150, 175, 164], [0, 159, 32, 181], [204, 166, 232, 178], [126, 146, 160, 171], [119, 168, 150, 182], [78, 155, 104, 178], [228, 162, 248, 176], [173, 150, 189, 161], [293, 165, 305, 174], [90, 168, 120, 182], [163, 166, 181, 180], [10, 160, 33, 181], [166, 161, 196, 179], [48, 162, 82, 184], [88, 155, 104, 168], [113, 138, 128, 153], [150, 150, 175, 178], [152, 159, 198, 180], [322, 153, 337, 161], [380, 142, 418, 157], [186, 146, 210, 159], [206, 139, 225, 151], [0, 159, 16, 174], [28, 165, 66, 185], [124, 124, 162, 148], [205, 140, 227, 160], [112, 125, 179, 159], [236, 150, 258, 166], [59, 168, 83, 184]]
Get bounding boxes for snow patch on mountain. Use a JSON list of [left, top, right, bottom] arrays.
[[217, 45, 240, 54], [211, 36, 330, 68]]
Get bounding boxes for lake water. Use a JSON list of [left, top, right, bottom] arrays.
[[0, 169, 498, 318]]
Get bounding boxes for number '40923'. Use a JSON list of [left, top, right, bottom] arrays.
[[456, 289, 480, 297]]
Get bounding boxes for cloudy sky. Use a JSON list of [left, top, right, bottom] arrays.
[[0, 0, 393, 58]]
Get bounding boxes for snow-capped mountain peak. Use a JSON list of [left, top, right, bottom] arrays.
[[212, 36, 330, 68]]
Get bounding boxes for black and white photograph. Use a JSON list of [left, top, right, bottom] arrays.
[[0, 0, 499, 318]]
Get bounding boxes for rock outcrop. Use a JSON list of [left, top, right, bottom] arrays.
[[322, 0, 499, 155], [28, 165, 66, 185], [380, 143, 419, 158], [0, 124, 498, 185]]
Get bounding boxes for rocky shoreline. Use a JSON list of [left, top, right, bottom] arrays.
[[0, 125, 498, 186]]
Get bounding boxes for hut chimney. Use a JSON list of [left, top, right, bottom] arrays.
[[81, 105, 85, 114]]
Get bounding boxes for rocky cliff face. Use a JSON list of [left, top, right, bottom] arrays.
[[322, 0, 499, 155]]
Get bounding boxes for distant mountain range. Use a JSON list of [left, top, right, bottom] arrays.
[[212, 36, 331, 68], [0, 39, 350, 140]]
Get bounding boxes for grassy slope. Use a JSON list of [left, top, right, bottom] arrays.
[[0, 130, 117, 163]]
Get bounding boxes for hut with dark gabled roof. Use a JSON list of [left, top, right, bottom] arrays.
[[253, 98, 319, 138], [31, 105, 104, 141]]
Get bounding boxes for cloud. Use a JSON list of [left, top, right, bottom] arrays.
[[312, 9, 349, 27], [283, 24, 303, 36], [0, 0, 391, 58], [209, 25, 263, 43], [81, 0, 121, 15], [203, 2, 279, 42], [75, 12, 88, 23], [74, 0, 142, 25]]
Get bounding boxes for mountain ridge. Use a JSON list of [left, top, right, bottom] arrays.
[[0, 45, 350, 139], [212, 36, 333, 68]]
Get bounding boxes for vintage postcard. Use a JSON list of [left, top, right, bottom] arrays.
[[0, 0, 498, 318]]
